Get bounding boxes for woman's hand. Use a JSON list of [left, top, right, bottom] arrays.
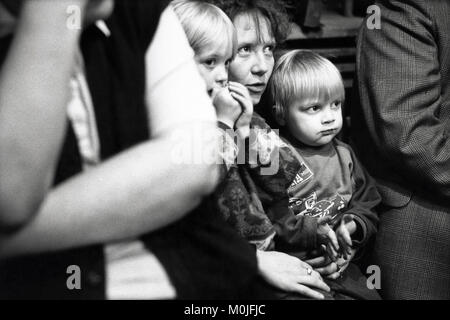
[[228, 81, 253, 139], [256, 250, 330, 299]]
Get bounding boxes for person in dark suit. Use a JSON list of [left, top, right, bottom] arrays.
[[352, 0, 450, 299]]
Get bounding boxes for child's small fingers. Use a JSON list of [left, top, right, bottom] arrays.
[[343, 242, 353, 259], [337, 239, 346, 257], [230, 90, 251, 107], [343, 229, 353, 247], [228, 81, 246, 91], [326, 244, 338, 262], [230, 93, 246, 104], [338, 244, 346, 260], [318, 215, 332, 225], [327, 230, 340, 252], [343, 214, 355, 224], [229, 92, 246, 108], [230, 95, 253, 118], [228, 83, 246, 96], [338, 226, 352, 246], [229, 82, 252, 99]]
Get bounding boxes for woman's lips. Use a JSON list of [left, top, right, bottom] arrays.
[[246, 83, 266, 94]]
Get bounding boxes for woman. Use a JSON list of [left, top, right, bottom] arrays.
[[210, 0, 380, 300]]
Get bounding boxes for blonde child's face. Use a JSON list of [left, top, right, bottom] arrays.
[[195, 38, 233, 96], [286, 95, 343, 147]]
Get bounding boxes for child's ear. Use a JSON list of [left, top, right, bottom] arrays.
[[273, 105, 286, 126]]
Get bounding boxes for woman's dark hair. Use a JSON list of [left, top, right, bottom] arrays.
[[205, 0, 291, 44]]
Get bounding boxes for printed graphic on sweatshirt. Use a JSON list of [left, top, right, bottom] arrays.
[[289, 162, 313, 188], [289, 192, 347, 221]]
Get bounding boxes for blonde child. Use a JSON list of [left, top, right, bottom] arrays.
[[270, 50, 380, 272], [172, 0, 253, 139]]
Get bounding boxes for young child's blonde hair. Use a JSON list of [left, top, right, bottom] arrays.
[[270, 50, 345, 124], [172, 0, 237, 57]]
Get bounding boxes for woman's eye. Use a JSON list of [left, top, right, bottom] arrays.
[[238, 46, 251, 55], [264, 45, 275, 54]]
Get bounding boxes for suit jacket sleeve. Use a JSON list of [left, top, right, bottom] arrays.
[[357, 0, 450, 201]]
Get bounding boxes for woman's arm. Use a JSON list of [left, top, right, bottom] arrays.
[[0, 7, 219, 258], [0, 0, 88, 230]]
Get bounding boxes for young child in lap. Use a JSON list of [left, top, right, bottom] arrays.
[[269, 50, 380, 272]]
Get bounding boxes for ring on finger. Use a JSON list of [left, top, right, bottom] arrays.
[[306, 267, 312, 276]]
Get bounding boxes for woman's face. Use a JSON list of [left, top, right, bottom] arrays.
[[229, 12, 276, 106]]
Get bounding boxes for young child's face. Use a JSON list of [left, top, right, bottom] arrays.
[[195, 39, 233, 96], [285, 96, 343, 147]]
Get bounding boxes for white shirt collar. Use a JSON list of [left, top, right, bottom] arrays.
[[95, 20, 111, 38]]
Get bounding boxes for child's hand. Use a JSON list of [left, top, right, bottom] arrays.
[[228, 82, 253, 139], [317, 216, 340, 262], [328, 248, 356, 280], [335, 214, 357, 260], [212, 86, 242, 129]]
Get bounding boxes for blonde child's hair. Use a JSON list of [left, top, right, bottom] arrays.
[[172, 0, 237, 57], [270, 49, 345, 124]]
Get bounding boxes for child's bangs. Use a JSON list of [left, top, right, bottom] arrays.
[[290, 61, 345, 105], [197, 11, 237, 57], [216, 15, 237, 57]]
